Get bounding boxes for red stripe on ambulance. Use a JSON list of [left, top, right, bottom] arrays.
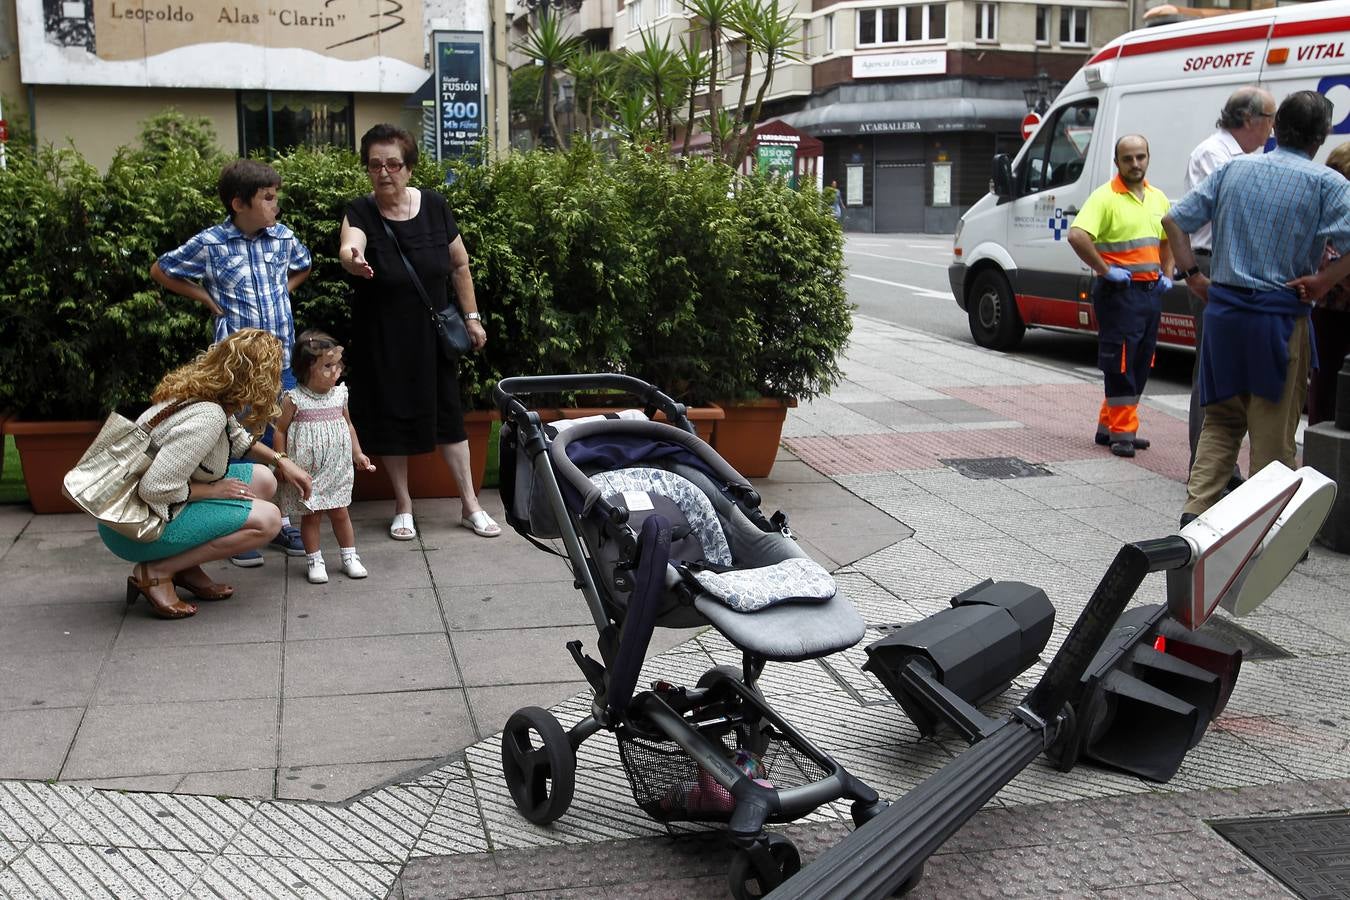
[[1086, 16, 1350, 67]]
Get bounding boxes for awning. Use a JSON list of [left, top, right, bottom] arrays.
[[778, 98, 1028, 137], [681, 117, 824, 156]]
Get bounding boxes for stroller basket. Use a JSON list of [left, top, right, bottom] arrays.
[[619, 722, 830, 825]]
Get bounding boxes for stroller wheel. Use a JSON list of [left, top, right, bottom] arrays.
[[727, 833, 800, 899], [500, 707, 576, 825], [697, 665, 745, 689]]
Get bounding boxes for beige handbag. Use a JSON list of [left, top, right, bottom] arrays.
[[62, 400, 193, 542]]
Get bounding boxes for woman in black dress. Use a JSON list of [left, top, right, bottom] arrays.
[[337, 124, 500, 541]]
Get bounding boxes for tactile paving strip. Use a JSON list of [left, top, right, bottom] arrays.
[[1211, 811, 1350, 900]]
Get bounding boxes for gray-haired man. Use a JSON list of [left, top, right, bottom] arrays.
[[1182, 86, 1276, 485]]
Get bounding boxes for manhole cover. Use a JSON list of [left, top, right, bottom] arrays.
[[940, 457, 1055, 480], [1198, 616, 1294, 661], [1212, 811, 1350, 899]]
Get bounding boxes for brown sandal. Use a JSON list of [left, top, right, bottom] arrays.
[[126, 564, 197, 619], [172, 569, 234, 601]]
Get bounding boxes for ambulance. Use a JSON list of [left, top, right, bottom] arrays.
[[949, 0, 1350, 351]]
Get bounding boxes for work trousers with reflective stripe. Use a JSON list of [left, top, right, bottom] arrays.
[[1092, 277, 1162, 443], [1184, 317, 1309, 516]]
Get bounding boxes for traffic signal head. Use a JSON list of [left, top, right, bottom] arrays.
[[1049, 604, 1242, 782]]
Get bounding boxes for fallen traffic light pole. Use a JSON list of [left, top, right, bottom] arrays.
[[771, 463, 1335, 899]]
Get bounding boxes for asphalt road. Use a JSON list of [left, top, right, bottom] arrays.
[[843, 232, 1194, 396]]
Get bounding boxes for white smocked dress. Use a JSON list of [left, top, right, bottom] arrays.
[[278, 384, 355, 516]]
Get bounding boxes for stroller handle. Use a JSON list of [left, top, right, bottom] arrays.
[[495, 374, 695, 435]]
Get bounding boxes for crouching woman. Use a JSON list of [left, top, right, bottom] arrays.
[[101, 329, 313, 619]]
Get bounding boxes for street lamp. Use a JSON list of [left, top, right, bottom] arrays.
[[1023, 71, 1052, 114]]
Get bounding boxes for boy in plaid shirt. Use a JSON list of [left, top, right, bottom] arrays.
[[151, 159, 312, 566]]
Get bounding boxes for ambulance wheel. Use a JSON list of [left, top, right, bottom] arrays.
[[968, 269, 1025, 350], [501, 707, 575, 825], [728, 833, 800, 899]]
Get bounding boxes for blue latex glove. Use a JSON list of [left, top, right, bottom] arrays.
[[1157, 275, 1174, 292], [1103, 266, 1132, 283]]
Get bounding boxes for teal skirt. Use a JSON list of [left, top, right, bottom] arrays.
[[100, 463, 255, 563]]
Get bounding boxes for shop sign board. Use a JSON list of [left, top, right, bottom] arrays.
[[756, 141, 797, 184], [18, 0, 425, 91], [852, 51, 947, 80], [435, 31, 485, 160]]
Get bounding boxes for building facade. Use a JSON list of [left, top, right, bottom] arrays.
[[0, 0, 511, 170]]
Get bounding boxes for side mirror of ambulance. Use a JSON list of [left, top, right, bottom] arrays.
[[991, 154, 1014, 200], [1166, 462, 1336, 629]]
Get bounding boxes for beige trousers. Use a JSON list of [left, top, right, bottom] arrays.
[[1184, 317, 1309, 516]]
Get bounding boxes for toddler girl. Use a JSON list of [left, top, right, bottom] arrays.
[[275, 330, 377, 584]]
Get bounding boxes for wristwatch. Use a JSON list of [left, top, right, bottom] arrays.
[[1183, 266, 1202, 279], [464, 312, 482, 321]]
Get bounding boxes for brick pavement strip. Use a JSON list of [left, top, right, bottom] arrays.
[[0, 316, 1346, 898]]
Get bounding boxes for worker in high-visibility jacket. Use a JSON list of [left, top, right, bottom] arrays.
[[1068, 134, 1174, 458]]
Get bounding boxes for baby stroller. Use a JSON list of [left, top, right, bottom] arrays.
[[495, 374, 886, 899]]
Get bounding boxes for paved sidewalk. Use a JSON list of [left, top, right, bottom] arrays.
[[0, 315, 1347, 898]]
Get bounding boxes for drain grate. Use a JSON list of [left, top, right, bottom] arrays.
[[1198, 616, 1294, 661], [940, 456, 1055, 480], [1212, 811, 1350, 899]]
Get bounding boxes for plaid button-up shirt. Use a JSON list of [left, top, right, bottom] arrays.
[[157, 220, 312, 360], [1170, 147, 1350, 292]]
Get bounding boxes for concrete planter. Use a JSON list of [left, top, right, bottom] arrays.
[[5, 418, 102, 514], [711, 398, 797, 478], [352, 410, 497, 502]]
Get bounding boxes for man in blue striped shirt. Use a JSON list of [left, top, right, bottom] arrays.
[[151, 159, 313, 563], [1164, 91, 1350, 524]]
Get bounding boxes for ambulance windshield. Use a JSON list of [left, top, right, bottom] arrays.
[[1017, 99, 1098, 195]]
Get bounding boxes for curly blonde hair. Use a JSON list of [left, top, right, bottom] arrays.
[[1327, 143, 1350, 180], [152, 329, 283, 433]]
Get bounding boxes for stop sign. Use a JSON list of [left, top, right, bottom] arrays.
[[1021, 112, 1041, 141]]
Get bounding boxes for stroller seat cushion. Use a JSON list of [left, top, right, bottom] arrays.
[[589, 467, 733, 566], [691, 558, 836, 613], [694, 590, 866, 662]]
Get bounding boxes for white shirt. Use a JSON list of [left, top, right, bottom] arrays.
[[1183, 129, 1246, 252]]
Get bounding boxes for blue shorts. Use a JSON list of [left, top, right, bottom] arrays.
[[99, 463, 255, 563]]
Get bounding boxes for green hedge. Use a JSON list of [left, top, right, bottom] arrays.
[[0, 139, 850, 419]]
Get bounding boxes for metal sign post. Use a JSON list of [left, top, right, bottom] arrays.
[[432, 30, 486, 161]]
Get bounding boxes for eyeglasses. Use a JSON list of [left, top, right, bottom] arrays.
[[366, 159, 405, 173]]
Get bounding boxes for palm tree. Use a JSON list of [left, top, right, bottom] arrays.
[[568, 48, 619, 139], [728, 0, 799, 167], [606, 91, 657, 146], [515, 13, 585, 149], [631, 27, 686, 143], [682, 0, 737, 158], [678, 34, 713, 157]]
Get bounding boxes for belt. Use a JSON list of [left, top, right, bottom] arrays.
[[1195, 249, 1212, 257]]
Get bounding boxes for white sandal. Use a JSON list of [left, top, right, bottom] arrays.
[[460, 510, 502, 538], [389, 512, 416, 541]]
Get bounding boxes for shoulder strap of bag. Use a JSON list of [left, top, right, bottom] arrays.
[[144, 398, 196, 431], [379, 212, 438, 316]]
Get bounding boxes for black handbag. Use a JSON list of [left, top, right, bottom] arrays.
[[380, 215, 472, 361]]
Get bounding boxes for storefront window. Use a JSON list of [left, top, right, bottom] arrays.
[[238, 92, 354, 156]]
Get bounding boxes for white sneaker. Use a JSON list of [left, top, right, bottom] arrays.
[[307, 558, 329, 584], [341, 554, 368, 579]]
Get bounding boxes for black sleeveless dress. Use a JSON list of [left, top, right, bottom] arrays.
[[344, 189, 467, 455]]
